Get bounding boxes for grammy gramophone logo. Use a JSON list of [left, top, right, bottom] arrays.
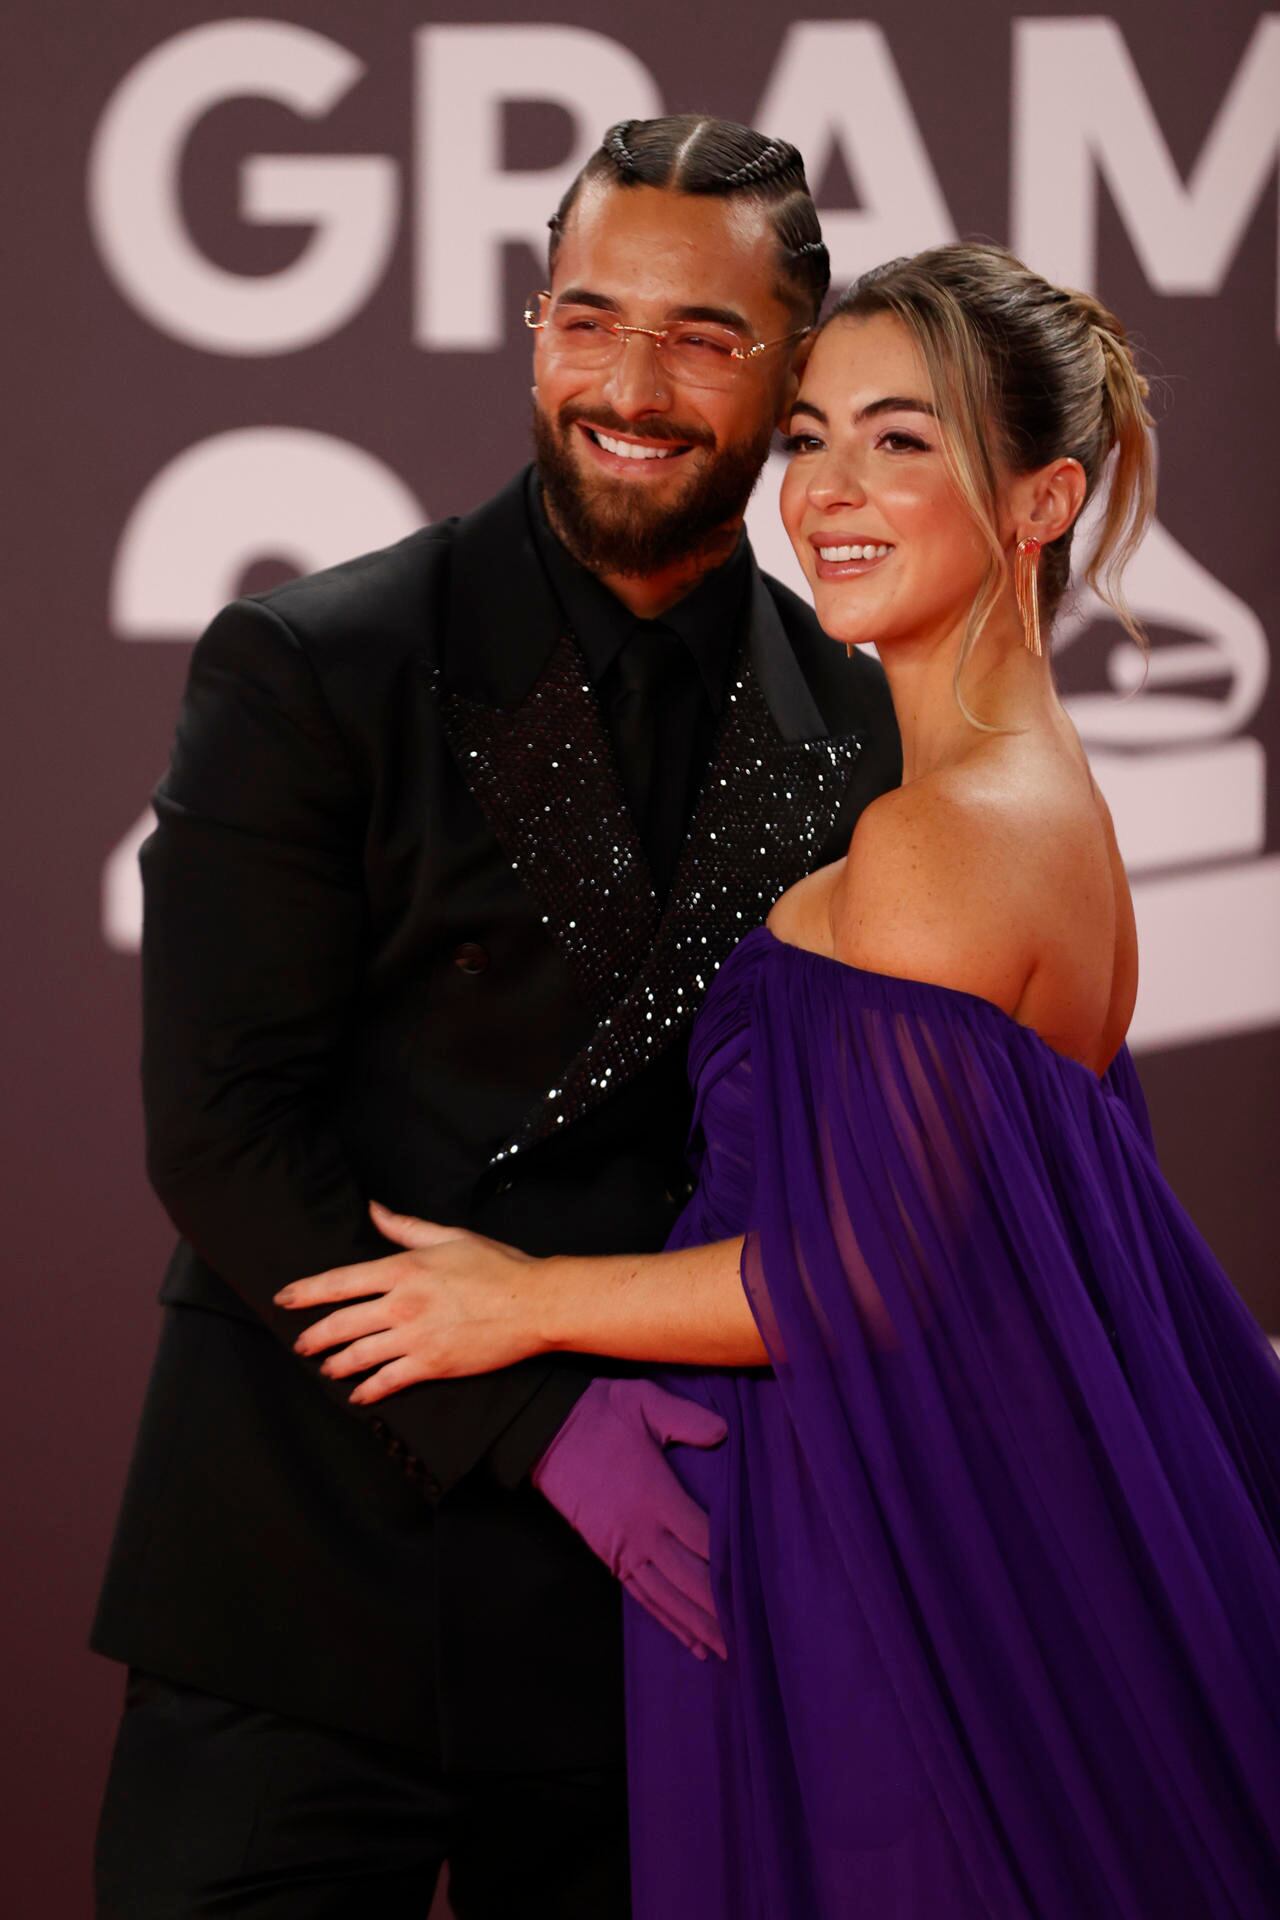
[[748, 455, 1275, 1059]]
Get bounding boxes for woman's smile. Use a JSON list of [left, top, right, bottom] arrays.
[[809, 535, 895, 580]]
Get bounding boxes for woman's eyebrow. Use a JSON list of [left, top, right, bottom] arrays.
[[855, 395, 937, 421], [788, 395, 938, 427]]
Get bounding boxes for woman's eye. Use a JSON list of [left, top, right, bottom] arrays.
[[780, 432, 823, 453], [878, 430, 930, 453]]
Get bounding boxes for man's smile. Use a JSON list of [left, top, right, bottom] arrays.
[[575, 420, 698, 477]]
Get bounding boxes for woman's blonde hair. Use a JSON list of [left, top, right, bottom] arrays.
[[828, 243, 1155, 722]]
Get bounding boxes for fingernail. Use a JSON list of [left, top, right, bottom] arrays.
[[692, 1644, 707, 1661], [275, 1290, 293, 1305]]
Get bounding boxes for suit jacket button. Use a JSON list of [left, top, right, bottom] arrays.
[[453, 941, 489, 975]]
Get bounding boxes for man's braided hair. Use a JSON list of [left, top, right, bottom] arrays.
[[548, 115, 829, 325]]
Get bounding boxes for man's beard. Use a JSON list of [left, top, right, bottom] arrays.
[[532, 401, 774, 577]]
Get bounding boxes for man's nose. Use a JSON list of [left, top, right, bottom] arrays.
[[601, 334, 673, 419]]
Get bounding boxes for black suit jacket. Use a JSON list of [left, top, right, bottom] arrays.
[[91, 468, 901, 1768]]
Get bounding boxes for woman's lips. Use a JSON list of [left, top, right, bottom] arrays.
[[810, 538, 895, 581]]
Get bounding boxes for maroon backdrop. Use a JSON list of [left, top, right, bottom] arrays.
[[5, 3, 1276, 1909]]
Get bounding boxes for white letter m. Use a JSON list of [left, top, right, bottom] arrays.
[[1014, 17, 1280, 333]]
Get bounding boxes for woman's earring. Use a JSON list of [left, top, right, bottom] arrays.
[[1014, 536, 1043, 657], [845, 643, 854, 659]]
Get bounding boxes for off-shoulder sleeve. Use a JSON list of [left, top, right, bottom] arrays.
[[731, 944, 1280, 1914]]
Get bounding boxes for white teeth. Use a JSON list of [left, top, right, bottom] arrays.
[[817, 543, 892, 563], [593, 430, 678, 460]]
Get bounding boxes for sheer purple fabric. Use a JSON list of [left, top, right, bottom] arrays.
[[626, 926, 1280, 1918]]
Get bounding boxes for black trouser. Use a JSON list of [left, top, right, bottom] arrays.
[[94, 1671, 630, 1918]]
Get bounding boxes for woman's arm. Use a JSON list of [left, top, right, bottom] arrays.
[[539, 1237, 764, 1367], [274, 1206, 765, 1405]]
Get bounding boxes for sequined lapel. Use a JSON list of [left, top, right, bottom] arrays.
[[437, 634, 660, 1025], [490, 577, 863, 1166]]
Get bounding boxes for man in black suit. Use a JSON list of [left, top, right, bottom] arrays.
[[92, 115, 899, 1916]]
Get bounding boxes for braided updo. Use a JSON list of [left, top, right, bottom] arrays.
[[827, 243, 1155, 699], [549, 115, 829, 325]]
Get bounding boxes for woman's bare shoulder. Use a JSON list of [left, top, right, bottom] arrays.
[[830, 760, 1078, 1013]]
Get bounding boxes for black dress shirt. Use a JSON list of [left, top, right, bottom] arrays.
[[527, 473, 749, 900]]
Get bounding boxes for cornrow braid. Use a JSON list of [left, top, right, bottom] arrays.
[[604, 120, 640, 175], [547, 114, 831, 324], [721, 139, 801, 190]]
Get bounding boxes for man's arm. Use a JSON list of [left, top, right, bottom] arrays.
[[142, 593, 588, 1498]]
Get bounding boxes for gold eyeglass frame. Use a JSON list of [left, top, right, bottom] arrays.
[[523, 290, 811, 367]]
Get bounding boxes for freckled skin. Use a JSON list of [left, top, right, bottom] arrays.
[[781, 314, 995, 661], [774, 314, 1139, 1075]]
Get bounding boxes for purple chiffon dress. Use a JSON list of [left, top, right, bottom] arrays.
[[626, 925, 1280, 1918]]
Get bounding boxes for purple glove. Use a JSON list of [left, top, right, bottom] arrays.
[[532, 1378, 729, 1660]]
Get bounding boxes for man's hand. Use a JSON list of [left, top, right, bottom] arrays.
[[275, 1201, 546, 1402], [532, 1377, 729, 1661]]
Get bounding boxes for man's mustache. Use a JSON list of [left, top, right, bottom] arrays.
[[559, 405, 715, 450]]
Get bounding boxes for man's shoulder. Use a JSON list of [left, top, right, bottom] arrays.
[[243, 466, 538, 682], [250, 521, 456, 658]]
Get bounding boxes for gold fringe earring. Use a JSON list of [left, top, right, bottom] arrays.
[[1014, 536, 1043, 656], [845, 643, 854, 659]]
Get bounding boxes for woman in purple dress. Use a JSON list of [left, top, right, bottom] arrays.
[[283, 244, 1280, 1916]]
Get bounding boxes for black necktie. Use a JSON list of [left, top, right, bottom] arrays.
[[609, 625, 699, 901]]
